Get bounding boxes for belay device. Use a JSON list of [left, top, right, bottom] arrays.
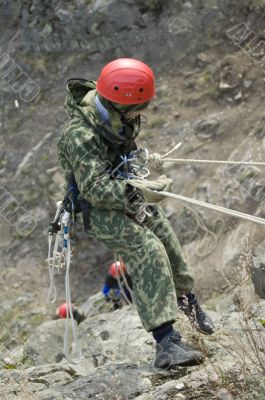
[[110, 147, 150, 180]]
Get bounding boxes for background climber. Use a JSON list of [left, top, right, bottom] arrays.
[[102, 260, 133, 308], [56, 302, 86, 325]]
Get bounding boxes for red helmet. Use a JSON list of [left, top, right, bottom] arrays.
[[108, 261, 126, 278], [56, 302, 74, 319], [96, 58, 155, 105]]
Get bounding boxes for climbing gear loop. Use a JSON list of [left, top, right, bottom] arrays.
[[110, 148, 150, 180]]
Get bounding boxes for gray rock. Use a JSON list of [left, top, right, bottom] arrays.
[[36, 389, 64, 400], [252, 240, 265, 299], [252, 257, 265, 299], [216, 387, 234, 400], [153, 379, 186, 399], [79, 305, 154, 367], [23, 320, 66, 365], [58, 362, 153, 399], [194, 113, 223, 140]]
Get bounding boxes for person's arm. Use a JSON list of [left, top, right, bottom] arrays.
[[66, 127, 138, 212]]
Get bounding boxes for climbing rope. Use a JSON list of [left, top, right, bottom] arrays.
[[113, 253, 133, 306], [148, 142, 265, 169], [118, 255, 135, 305], [144, 142, 265, 225], [156, 191, 265, 226], [46, 205, 81, 364], [47, 201, 64, 303], [63, 211, 82, 365]]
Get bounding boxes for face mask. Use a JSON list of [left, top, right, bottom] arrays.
[[112, 101, 150, 113], [109, 101, 149, 135], [97, 94, 148, 139]]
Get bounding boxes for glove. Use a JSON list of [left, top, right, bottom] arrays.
[[128, 175, 173, 203]]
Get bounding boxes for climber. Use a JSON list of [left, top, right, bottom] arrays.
[[56, 58, 215, 369], [102, 261, 133, 308], [56, 302, 86, 325]]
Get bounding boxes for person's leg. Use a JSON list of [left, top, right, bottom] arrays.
[[88, 208, 178, 332], [88, 207, 205, 368], [144, 206, 215, 335], [144, 205, 194, 297]]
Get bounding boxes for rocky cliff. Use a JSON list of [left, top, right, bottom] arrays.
[[0, 0, 265, 399]]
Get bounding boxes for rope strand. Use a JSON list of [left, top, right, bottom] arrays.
[[157, 191, 265, 226], [148, 143, 265, 168], [153, 157, 265, 167]]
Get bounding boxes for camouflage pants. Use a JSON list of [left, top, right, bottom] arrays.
[[88, 205, 194, 332]]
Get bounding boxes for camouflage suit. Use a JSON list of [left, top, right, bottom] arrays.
[[57, 79, 194, 332]]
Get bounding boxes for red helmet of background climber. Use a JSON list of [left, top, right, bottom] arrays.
[[96, 58, 155, 105], [56, 302, 73, 319], [108, 261, 126, 279], [56, 302, 86, 325]]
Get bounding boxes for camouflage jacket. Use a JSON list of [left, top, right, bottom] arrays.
[[57, 79, 140, 211]]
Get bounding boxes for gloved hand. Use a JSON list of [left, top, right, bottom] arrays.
[[128, 175, 173, 203]]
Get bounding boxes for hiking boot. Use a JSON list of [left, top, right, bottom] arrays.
[[177, 294, 215, 335], [154, 331, 205, 369]]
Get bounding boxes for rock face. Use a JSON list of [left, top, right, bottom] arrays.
[[1, 296, 265, 399], [1, 0, 265, 68], [23, 320, 66, 366], [1, 0, 265, 399], [252, 240, 265, 299]]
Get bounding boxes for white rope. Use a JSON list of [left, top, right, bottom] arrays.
[[119, 255, 135, 305], [47, 223, 62, 303], [158, 191, 265, 226], [114, 254, 131, 306], [46, 204, 81, 364], [148, 142, 265, 169], [47, 234, 57, 303], [46, 200, 65, 303], [160, 142, 182, 159], [63, 211, 81, 364], [151, 156, 265, 168]]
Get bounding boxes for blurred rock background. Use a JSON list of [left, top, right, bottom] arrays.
[[0, 0, 265, 399]]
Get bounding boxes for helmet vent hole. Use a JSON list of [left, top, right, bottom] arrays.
[[139, 88, 144, 92], [114, 86, 119, 91]]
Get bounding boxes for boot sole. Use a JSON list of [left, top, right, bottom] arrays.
[[154, 359, 204, 369], [154, 355, 204, 369]]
